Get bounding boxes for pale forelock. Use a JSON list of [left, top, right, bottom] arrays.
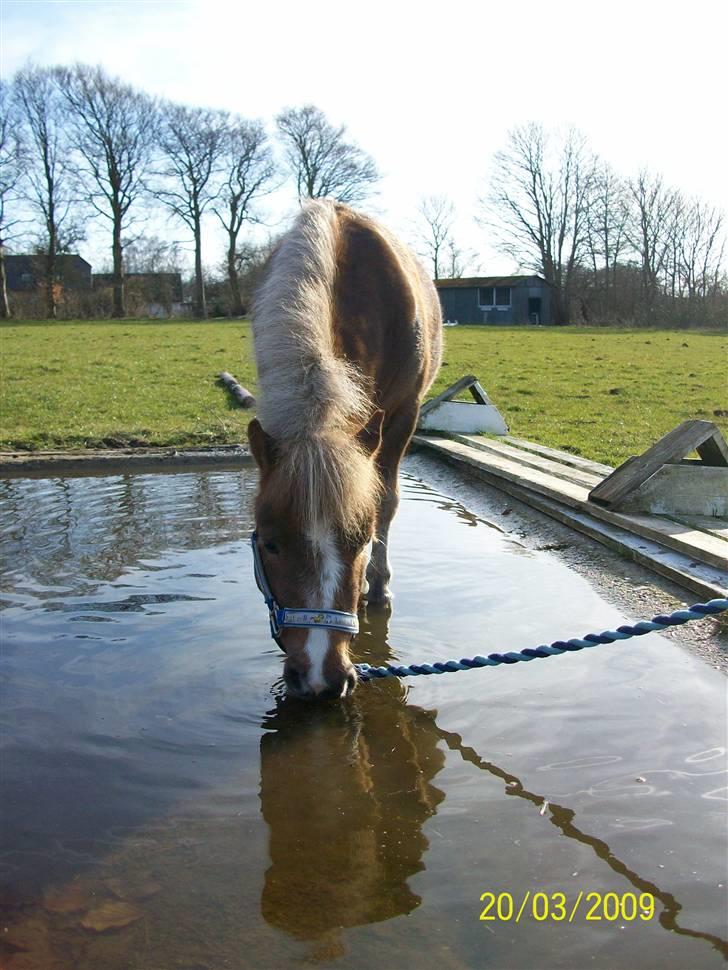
[[277, 432, 381, 537]]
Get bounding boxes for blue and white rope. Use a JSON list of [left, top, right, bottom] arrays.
[[354, 597, 728, 681]]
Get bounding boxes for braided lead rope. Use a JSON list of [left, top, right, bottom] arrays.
[[354, 597, 728, 682]]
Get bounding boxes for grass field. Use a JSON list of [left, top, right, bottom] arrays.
[[1, 320, 726, 466]]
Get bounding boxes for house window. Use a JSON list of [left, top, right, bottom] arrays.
[[478, 286, 511, 308]]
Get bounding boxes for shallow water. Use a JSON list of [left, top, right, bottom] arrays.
[[1, 468, 726, 969]]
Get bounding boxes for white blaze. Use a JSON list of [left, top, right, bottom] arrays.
[[304, 529, 343, 692]]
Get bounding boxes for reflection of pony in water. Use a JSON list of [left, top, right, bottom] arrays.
[[259, 682, 445, 950], [248, 199, 442, 699]]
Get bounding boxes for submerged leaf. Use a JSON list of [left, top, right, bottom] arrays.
[[43, 882, 93, 914], [80, 900, 143, 932]]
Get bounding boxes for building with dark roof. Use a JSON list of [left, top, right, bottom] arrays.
[[434, 275, 553, 325], [5, 254, 92, 292]]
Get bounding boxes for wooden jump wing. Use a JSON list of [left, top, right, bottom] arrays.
[[588, 420, 728, 510], [418, 375, 508, 435]]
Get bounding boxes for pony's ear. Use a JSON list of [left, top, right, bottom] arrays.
[[248, 418, 277, 474], [357, 409, 385, 458]]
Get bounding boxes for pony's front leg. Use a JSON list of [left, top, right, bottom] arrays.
[[366, 405, 418, 605], [366, 486, 398, 604]]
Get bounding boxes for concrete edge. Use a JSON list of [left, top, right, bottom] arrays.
[[0, 446, 254, 478]]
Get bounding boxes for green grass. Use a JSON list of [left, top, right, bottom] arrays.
[[0, 319, 257, 451], [1, 321, 726, 466], [434, 326, 727, 466]]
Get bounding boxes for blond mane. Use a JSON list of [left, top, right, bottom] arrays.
[[252, 200, 381, 534]]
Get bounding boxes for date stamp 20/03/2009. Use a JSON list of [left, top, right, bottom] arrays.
[[479, 891, 656, 924]]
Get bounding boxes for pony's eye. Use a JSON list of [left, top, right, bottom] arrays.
[[263, 541, 279, 555]]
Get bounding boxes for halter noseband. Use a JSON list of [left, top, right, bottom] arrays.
[[251, 531, 360, 648]]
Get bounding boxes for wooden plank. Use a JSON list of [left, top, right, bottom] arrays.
[[504, 436, 615, 477], [412, 435, 728, 570], [494, 485, 728, 601], [415, 433, 591, 501], [450, 434, 603, 489], [419, 375, 479, 417], [676, 516, 728, 543], [411, 435, 727, 600], [623, 465, 728, 517], [470, 380, 494, 405], [698, 431, 728, 466], [602, 510, 728, 570], [589, 420, 727, 507]]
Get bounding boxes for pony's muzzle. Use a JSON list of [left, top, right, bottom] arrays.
[[284, 663, 358, 700]]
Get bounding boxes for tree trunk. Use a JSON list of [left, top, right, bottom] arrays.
[[0, 244, 10, 319], [112, 215, 124, 318], [227, 234, 244, 317], [193, 220, 206, 319], [46, 225, 57, 320], [551, 285, 566, 325], [561, 284, 571, 324]]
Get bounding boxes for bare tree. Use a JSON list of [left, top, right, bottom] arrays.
[[584, 162, 630, 317], [415, 194, 455, 279], [414, 195, 477, 279], [13, 66, 85, 318], [626, 171, 680, 311], [214, 235, 278, 316], [442, 237, 479, 279], [481, 123, 595, 323], [0, 79, 24, 318], [213, 118, 275, 316], [123, 234, 183, 274], [676, 199, 725, 302], [55, 64, 156, 318], [276, 105, 379, 205], [155, 103, 227, 318]]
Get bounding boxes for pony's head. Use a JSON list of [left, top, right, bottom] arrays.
[[248, 411, 384, 699]]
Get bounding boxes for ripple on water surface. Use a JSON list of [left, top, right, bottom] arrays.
[[0, 468, 726, 969]]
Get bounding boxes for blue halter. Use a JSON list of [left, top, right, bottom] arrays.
[[250, 531, 360, 646]]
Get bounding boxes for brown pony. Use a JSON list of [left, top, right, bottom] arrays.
[[248, 200, 441, 699]]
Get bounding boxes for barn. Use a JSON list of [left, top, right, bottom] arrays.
[[434, 275, 553, 325], [5, 254, 92, 292]]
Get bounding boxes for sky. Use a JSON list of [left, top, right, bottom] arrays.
[[1, 0, 727, 276]]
